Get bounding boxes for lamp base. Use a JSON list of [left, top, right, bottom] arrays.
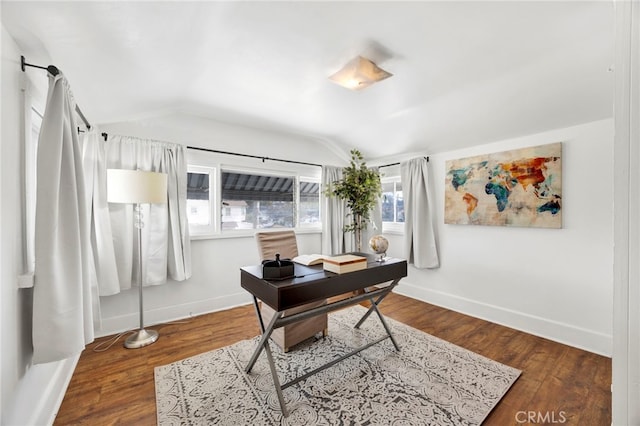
[[124, 328, 158, 349]]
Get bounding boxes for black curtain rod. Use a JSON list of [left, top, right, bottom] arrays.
[[101, 131, 423, 169], [99, 132, 322, 167], [378, 156, 429, 168], [187, 145, 323, 168], [378, 162, 400, 169], [21, 55, 92, 131]]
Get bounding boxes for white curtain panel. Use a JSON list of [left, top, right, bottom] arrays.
[[22, 79, 36, 273], [321, 166, 353, 254], [33, 74, 94, 364], [82, 130, 120, 297], [104, 135, 191, 289], [361, 166, 383, 249], [400, 158, 440, 269]]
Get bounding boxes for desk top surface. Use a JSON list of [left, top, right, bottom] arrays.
[[240, 253, 407, 311]]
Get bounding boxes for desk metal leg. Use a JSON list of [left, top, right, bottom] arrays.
[[245, 281, 400, 417], [354, 279, 399, 329], [262, 337, 289, 417], [353, 294, 384, 329], [246, 298, 289, 416], [246, 307, 281, 373], [354, 279, 401, 351], [370, 301, 400, 351], [252, 296, 265, 333]]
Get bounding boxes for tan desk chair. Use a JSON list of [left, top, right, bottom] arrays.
[[255, 230, 328, 352]]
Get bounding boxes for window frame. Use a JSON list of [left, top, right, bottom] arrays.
[[186, 164, 218, 237], [381, 175, 404, 234], [186, 149, 322, 239], [297, 176, 322, 230]]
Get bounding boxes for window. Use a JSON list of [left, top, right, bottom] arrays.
[[299, 178, 321, 227], [186, 147, 322, 237], [382, 177, 404, 233], [187, 165, 216, 236], [221, 171, 295, 230]]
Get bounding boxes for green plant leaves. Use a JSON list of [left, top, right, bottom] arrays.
[[325, 149, 382, 236]]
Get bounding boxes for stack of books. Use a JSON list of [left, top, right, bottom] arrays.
[[322, 254, 368, 274]]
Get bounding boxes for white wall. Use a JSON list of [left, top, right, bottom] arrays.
[[388, 119, 613, 356], [97, 232, 324, 335], [1, 25, 78, 426], [98, 116, 614, 358], [2, 82, 611, 422], [96, 113, 347, 335]]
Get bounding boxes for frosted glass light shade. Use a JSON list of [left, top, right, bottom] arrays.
[[107, 169, 167, 204], [329, 56, 392, 91]]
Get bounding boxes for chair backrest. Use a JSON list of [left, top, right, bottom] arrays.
[[255, 230, 299, 261]]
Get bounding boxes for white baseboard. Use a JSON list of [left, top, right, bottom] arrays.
[[394, 281, 612, 357], [95, 291, 253, 338], [5, 355, 79, 426]]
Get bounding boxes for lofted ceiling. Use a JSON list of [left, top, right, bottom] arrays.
[[2, 1, 614, 160]]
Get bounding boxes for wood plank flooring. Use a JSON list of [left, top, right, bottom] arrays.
[[54, 293, 611, 425]]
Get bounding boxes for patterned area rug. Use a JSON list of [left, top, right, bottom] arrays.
[[155, 305, 520, 425]]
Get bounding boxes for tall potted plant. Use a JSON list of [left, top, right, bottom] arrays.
[[325, 149, 382, 251]]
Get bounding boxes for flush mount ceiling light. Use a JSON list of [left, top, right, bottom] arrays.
[[329, 56, 393, 91]]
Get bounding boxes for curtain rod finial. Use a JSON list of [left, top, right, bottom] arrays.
[[47, 65, 59, 76]]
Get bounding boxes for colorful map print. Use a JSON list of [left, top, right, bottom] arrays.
[[445, 143, 562, 228]]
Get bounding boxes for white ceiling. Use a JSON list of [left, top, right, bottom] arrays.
[[2, 1, 614, 160]]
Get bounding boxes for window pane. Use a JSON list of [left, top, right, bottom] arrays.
[[221, 171, 294, 230], [382, 182, 395, 222], [187, 172, 211, 226], [395, 182, 404, 223], [300, 180, 320, 225], [382, 180, 404, 224]]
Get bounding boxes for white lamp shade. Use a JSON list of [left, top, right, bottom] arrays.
[[107, 169, 168, 204]]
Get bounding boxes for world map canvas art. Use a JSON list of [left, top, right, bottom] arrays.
[[445, 142, 562, 228]]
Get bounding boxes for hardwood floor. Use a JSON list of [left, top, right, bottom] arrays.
[[54, 293, 611, 425]]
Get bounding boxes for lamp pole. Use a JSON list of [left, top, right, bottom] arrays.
[[124, 203, 159, 349]]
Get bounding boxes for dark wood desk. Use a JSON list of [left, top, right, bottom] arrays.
[[240, 254, 408, 417]]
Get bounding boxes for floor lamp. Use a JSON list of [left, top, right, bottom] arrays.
[[107, 169, 168, 349]]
